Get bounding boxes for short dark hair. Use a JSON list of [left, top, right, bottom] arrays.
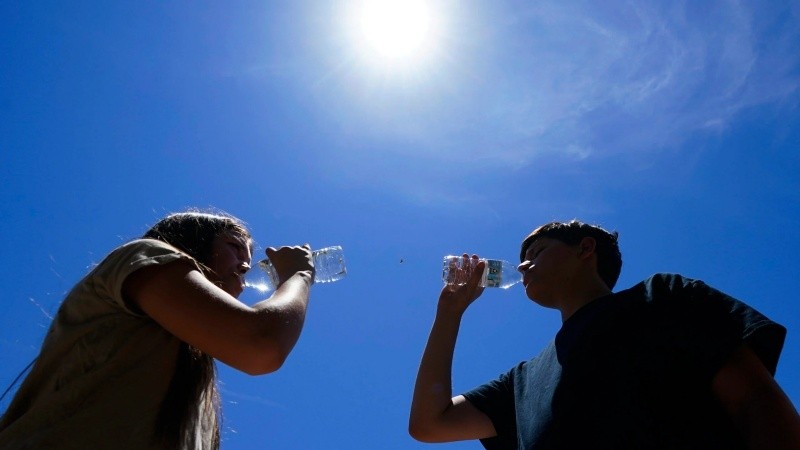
[[520, 220, 622, 289]]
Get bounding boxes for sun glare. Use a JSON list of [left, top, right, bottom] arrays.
[[356, 0, 434, 63]]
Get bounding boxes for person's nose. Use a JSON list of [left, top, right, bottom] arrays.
[[517, 261, 530, 274]]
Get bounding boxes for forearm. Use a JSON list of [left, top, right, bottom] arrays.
[[254, 271, 312, 314], [249, 271, 313, 370], [409, 308, 464, 434]]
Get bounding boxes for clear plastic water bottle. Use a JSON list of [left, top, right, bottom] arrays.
[[442, 255, 521, 289], [246, 246, 346, 293]]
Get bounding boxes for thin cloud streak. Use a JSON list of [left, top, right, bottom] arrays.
[[496, 0, 798, 160], [330, 1, 796, 159], [240, 1, 798, 207]]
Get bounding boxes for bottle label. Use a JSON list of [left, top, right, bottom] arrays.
[[484, 260, 503, 288]]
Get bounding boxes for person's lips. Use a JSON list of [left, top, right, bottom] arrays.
[[522, 269, 534, 288]]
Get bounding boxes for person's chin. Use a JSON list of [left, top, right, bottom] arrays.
[[218, 281, 242, 298], [524, 284, 537, 300], [525, 287, 550, 307], [231, 284, 244, 298], [227, 275, 245, 298]]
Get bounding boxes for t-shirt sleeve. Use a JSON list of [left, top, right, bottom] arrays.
[[650, 274, 787, 378], [462, 366, 520, 450], [685, 276, 786, 376], [89, 239, 202, 316]]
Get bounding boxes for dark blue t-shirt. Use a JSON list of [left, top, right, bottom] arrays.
[[462, 273, 786, 450]]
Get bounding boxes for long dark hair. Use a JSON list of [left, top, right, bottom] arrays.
[[143, 211, 252, 449]]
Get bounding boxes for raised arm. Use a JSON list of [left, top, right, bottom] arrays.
[[712, 344, 800, 449], [123, 245, 314, 375], [409, 255, 497, 443]]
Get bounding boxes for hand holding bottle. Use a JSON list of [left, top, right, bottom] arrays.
[[439, 254, 486, 314], [246, 246, 346, 294], [265, 245, 315, 287], [442, 255, 521, 289]]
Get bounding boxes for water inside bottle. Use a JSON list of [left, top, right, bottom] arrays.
[[442, 256, 521, 289], [313, 246, 347, 283], [243, 246, 346, 296], [244, 259, 274, 293]]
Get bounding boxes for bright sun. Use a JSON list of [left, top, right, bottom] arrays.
[[356, 0, 434, 64]]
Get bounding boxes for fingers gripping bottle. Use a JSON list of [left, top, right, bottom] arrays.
[[246, 246, 346, 293], [442, 255, 521, 289]]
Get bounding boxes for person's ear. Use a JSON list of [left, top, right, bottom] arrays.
[[577, 237, 597, 260]]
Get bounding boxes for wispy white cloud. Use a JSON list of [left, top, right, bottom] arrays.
[[482, 0, 795, 161], [324, 0, 797, 161], [258, 0, 798, 207]]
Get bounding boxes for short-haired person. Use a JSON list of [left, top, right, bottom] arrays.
[[410, 220, 800, 449], [0, 211, 316, 449]]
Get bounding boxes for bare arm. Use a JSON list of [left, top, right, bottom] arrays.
[[409, 256, 497, 443], [123, 245, 314, 375], [712, 344, 800, 449]]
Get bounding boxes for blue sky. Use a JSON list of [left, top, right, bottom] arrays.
[[2, 1, 799, 448]]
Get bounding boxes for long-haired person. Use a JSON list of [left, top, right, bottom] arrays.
[[0, 211, 315, 449]]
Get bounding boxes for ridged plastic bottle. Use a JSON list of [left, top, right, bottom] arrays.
[[246, 246, 346, 293], [442, 255, 521, 289]]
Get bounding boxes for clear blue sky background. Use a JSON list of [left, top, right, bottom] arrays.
[[2, 1, 799, 449]]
